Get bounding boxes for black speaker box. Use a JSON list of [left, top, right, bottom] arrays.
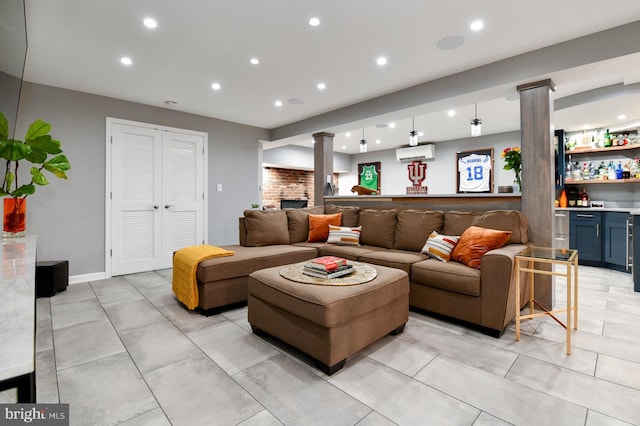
[[36, 260, 69, 298]]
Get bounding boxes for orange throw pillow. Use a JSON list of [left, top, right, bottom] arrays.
[[451, 226, 512, 269], [307, 213, 343, 242]]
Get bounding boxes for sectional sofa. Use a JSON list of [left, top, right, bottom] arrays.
[[194, 205, 531, 336]]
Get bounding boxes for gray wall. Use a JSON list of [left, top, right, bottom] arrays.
[[262, 144, 352, 173], [16, 82, 268, 276], [338, 131, 522, 195]]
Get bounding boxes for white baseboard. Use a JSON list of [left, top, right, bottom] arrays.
[[69, 272, 108, 285]]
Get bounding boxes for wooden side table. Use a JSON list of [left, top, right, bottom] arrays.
[[515, 246, 578, 355]]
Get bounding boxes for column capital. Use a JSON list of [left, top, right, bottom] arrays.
[[312, 132, 335, 139], [517, 79, 556, 93]]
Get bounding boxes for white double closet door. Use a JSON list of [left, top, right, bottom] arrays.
[[107, 118, 207, 276]]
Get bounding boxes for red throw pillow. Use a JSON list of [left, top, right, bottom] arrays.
[[307, 213, 343, 242], [450, 226, 512, 269]]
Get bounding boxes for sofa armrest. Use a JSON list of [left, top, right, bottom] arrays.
[[239, 217, 248, 246], [479, 243, 529, 331]]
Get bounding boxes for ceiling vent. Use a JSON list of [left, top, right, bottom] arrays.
[[395, 144, 435, 162]]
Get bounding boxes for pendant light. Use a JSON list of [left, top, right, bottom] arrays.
[[470, 103, 482, 137], [409, 117, 418, 146], [359, 128, 367, 153]]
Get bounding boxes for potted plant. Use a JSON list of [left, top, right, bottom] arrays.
[[0, 112, 71, 237]]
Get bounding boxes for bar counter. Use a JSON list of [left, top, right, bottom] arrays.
[[324, 193, 521, 211]]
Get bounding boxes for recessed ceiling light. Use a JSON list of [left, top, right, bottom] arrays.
[[470, 20, 484, 31], [388, 122, 396, 129], [418, 131, 424, 137], [376, 56, 387, 66], [342, 145, 347, 150], [375, 139, 381, 144], [120, 56, 132, 66], [274, 100, 283, 107], [309, 17, 320, 27], [250, 58, 260, 65], [618, 114, 627, 120], [436, 36, 465, 50], [583, 124, 591, 129], [143, 17, 157, 29], [447, 109, 456, 117], [317, 82, 326, 90], [345, 132, 351, 138], [211, 82, 221, 91]]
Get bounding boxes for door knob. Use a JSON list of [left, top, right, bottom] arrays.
[[153, 205, 159, 209], [165, 204, 173, 209]]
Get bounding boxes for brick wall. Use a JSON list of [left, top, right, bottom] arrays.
[[262, 167, 314, 208]]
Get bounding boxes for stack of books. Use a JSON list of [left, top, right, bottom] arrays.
[[302, 256, 354, 279]]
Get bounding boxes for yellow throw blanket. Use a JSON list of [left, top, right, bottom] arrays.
[[172, 245, 235, 310]]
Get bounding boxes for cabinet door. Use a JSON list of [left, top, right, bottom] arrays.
[[570, 212, 602, 263], [604, 212, 631, 268]]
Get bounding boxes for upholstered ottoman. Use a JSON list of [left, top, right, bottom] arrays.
[[247, 262, 409, 375]]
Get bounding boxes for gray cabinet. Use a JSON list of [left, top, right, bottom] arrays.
[[603, 212, 632, 271], [570, 211, 602, 263]]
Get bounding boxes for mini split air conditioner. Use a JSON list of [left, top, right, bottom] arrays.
[[395, 144, 435, 162]]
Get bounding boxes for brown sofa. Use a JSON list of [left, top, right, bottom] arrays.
[[194, 205, 531, 336]]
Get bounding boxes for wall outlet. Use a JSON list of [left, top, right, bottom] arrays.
[[216, 184, 222, 192]]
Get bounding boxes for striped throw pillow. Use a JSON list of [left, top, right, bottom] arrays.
[[326, 225, 362, 246], [421, 231, 460, 262]]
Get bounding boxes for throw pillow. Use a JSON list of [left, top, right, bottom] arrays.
[[243, 210, 290, 247], [326, 225, 362, 246], [421, 231, 460, 262], [450, 226, 512, 269], [307, 213, 343, 242]]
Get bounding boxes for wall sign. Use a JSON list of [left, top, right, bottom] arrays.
[[407, 160, 427, 186], [456, 148, 494, 193]]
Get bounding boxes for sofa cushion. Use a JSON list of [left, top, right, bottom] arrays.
[[358, 250, 428, 274], [393, 210, 444, 252], [286, 206, 324, 243], [307, 213, 342, 242], [324, 204, 359, 227], [244, 210, 290, 246], [358, 209, 397, 249], [421, 231, 460, 262], [327, 225, 361, 246], [450, 226, 512, 269], [411, 258, 481, 296], [197, 245, 317, 283], [316, 244, 385, 261], [442, 211, 480, 236], [473, 210, 528, 244]]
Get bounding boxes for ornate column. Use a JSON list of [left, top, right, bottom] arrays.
[[517, 79, 556, 307], [312, 132, 335, 206]]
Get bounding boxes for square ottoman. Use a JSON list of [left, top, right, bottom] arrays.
[[248, 262, 409, 375]]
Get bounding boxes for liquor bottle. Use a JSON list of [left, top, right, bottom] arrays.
[[589, 162, 596, 179], [604, 129, 612, 147], [559, 189, 568, 208], [580, 188, 589, 207], [608, 161, 616, 180], [581, 163, 590, 180], [565, 162, 572, 182], [616, 161, 624, 179]]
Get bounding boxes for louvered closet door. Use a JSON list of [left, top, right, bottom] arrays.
[[111, 124, 163, 275], [110, 122, 205, 276], [161, 130, 205, 268]]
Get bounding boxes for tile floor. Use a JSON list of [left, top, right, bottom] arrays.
[[3, 265, 640, 425]]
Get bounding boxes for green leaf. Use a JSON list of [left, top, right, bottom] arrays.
[[5, 171, 14, 192], [25, 146, 47, 164], [45, 154, 70, 171], [25, 119, 51, 142], [0, 140, 30, 161], [27, 135, 62, 155], [31, 167, 49, 186], [0, 188, 8, 197], [11, 184, 35, 197], [0, 112, 8, 141]]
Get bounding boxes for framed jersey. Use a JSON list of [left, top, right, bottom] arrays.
[[456, 149, 494, 193], [358, 162, 381, 192]]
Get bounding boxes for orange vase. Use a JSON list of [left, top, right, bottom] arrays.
[[559, 190, 568, 208], [3, 197, 26, 237]]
